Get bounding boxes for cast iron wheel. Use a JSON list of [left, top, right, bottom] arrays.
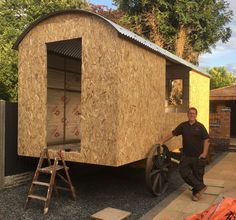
[[145, 144, 171, 196]]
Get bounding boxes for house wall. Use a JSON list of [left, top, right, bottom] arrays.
[[210, 106, 231, 138], [210, 104, 231, 149]]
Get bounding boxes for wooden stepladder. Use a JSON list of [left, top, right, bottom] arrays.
[[24, 148, 76, 214]]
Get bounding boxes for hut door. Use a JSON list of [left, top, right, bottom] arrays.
[[46, 39, 82, 150]]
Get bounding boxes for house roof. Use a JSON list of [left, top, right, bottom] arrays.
[[13, 9, 209, 77], [210, 85, 236, 100]]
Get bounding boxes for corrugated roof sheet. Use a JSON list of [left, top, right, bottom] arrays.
[[47, 38, 82, 59], [104, 19, 208, 76], [13, 9, 209, 77]]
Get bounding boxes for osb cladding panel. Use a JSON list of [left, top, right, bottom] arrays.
[[164, 113, 187, 151], [114, 40, 187, 165], [115, 40, 166, 165], [189, 71, 210, 131], [18, 14, 120, 166]]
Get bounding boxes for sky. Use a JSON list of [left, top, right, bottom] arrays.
[[90, 0, 236, 74]]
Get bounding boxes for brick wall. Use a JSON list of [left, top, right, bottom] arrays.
[[210, 105, 231, 150]]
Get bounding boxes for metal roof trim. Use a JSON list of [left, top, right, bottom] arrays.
[[13, 9, 209, 77]]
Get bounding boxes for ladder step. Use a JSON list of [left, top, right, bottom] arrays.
[[28, 194, 47, 201], [32, 181, 50, 187], [38, 165, 68, 174]]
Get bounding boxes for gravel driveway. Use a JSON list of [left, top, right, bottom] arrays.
[[0, 163, 183, 220]]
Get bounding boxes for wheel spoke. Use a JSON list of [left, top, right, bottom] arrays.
[[162, 174, 168, 193], [160, 154, 165, 164], [162, 162, 170, 170], [156, 146, 160, 155], [152, 173, 160, 193], [150, 169, 160, 177], [158, 174, 162, 193], [146, 144, 170, 196]]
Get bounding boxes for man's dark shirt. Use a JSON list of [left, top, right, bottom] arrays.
[[172, 121, 209, 157]]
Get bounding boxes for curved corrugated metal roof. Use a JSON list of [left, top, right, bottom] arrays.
[[47, 38, 82, 59], [13, 9, 209, 77]]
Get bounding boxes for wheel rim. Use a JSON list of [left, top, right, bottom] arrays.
[[146, 144, 171, 196]]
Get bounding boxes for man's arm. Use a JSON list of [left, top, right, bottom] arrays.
[[199, 139, 209, 159], [160, 133, 174, 145], [199, 124, 210, 159], [160, 123, 183, 145]]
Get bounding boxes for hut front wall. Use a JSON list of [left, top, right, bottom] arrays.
[[18, 14, 121, 166], [189, 71, 210, 130]]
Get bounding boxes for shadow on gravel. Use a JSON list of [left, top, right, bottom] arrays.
[[0, 162, 184, 220]]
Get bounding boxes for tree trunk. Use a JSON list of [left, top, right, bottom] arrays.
[[146, 12, 165, 47], [184, 45, 200, 64], [175, 25, 187, 58]]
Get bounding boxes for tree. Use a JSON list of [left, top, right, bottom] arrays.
[[208, 67, 236, 89], [0, 0, 89, 101], [90, 4, 126, 26], [112, 0, 233, 64]]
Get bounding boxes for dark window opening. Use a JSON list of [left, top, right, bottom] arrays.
[[167, 79, 183, 106]]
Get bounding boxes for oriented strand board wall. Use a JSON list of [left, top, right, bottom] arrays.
[[18, 13, 121, 166], [18, 12, 171, 166], [114, 44, 190, 165], [114, 39, 166, 165], [163, 113, 186, 151], [17, 12, 208, 166], [189, 71, 210, 131]]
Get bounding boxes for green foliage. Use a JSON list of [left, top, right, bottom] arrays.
[[0, 0, 88, 101], [112, 0, 233, 63], [208, 67, 236, 89]]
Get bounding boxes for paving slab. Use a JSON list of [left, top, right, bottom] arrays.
[[91, 207, 131, 220], [204, 185, 224, 195], [204, 178, 224, 187], [141, 152, 236, 220], [152, 210, 183, 220]]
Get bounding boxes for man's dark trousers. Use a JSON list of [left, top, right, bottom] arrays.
[[179, 156, 207, 194]]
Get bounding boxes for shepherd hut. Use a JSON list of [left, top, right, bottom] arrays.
[[13, 10, 210, 166]]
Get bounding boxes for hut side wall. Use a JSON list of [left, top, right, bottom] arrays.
[[114, 39, 166, 165], [163, 113, 186, 151], [18, 14, 120, 166], [114, 41, 187, 165], [189, 71, 210, 130]]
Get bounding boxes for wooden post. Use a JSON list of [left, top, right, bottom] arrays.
[[0, 100, 6, 188]]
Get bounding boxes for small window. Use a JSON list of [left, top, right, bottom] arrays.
[[168, 79, 183, 106]]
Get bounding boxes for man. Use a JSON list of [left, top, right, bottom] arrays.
[[161, 107, 209, 201]]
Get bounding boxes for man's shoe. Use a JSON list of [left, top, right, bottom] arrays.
[[199, 186, 207, 195], [192, 194, 199, 201], [196, 186, 207, 200]]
